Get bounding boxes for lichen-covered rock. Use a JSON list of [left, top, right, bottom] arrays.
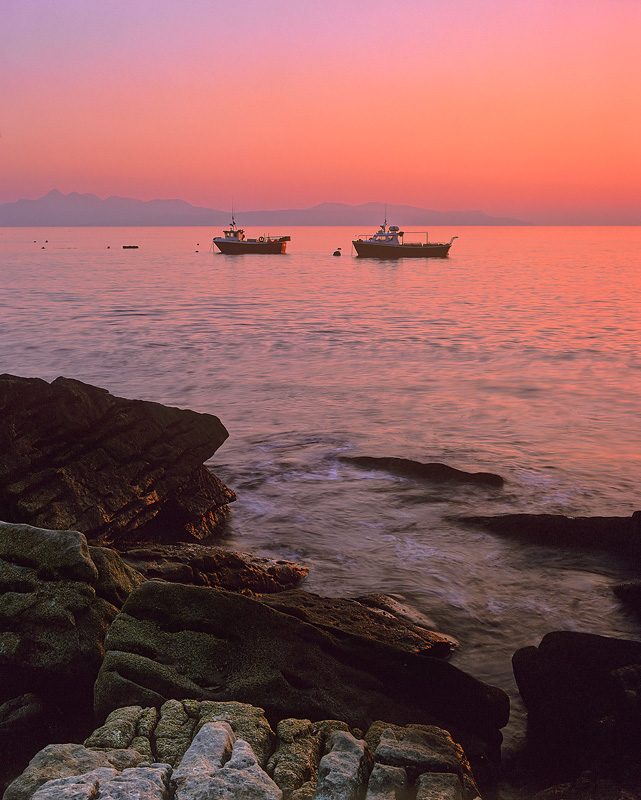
[[267, 719, 322, 797], [0, 526, 150, 793], [93, 581, 508, 782], [0, 374, 235, 545], [5, 705, 485, 800]]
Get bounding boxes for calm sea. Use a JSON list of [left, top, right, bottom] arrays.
[[2, 224, 641, 766]]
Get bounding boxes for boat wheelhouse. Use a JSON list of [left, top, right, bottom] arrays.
[[352, 221, 457, 258]]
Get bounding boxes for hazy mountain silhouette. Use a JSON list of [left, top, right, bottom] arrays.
[[0, 190, 529, 226]]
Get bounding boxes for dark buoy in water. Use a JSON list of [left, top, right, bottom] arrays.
[[333, 247, 342, 256]]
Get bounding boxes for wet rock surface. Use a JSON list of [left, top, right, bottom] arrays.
[[260, 589, 457, 658], [4, 700, 481, 800], [0, 374, 235, 545]]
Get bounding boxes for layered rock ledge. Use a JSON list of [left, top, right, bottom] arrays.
[[0, 374, 235, 545]]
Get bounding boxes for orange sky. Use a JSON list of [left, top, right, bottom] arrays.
[[2, 0, 640, 223]]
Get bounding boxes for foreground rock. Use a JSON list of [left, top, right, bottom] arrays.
[[0, 523, 149, 791], [4, 700, 481, 800], [94, 582, 509, 783], [0, 374, 235, 545], [340, 456, 504, 488], [512, 631, 641, 794], [459, 512, 641, 559], [119, 544, 309, 592]]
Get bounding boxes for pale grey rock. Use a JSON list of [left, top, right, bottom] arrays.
[[415, 772, 466, 800], [0, 524, 98, 584], [171, 721, 235, 792], [30, 768, 117, 800], [312, 731, 372, 800], [195, 701, 276, 768], [96, 764, 172, 800], [2, 745, 135, 800], [364, 763, 408, 800], [30, 765, 172, 800], [175, 739, 282, 800]]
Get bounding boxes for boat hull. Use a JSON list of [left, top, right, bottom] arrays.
[[213, 238, 288, 254], [352, 241, 452, 258]]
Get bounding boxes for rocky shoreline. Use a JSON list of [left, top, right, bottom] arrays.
[[2, 374, 641, 799]]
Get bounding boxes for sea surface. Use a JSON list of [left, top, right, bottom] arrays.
[[2, 224, 641, 783]]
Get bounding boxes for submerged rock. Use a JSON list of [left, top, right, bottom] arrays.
[[458, 512, 641, 558], [340, 456, 504, 488], [0, 374, 235, 545]]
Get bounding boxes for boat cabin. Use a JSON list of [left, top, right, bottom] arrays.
[[362, 223, 405, 244], [222, 222, 245, 241]]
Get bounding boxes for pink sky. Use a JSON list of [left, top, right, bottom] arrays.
[[1, 0, 640, 223]]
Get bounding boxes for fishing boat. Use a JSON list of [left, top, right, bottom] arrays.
[[352, 220, 457, 258], [212, 214, 290, 254]]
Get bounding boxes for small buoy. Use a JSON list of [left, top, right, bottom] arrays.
[[195, 250, 199, 253], [41, 246, 45, 249], [107, 246, 110, 249], [333, 247, 342, 256]]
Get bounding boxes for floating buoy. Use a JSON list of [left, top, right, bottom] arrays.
[[333, 247, 342, 256]]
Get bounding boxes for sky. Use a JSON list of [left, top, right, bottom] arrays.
[[1, 0, 640, 224]]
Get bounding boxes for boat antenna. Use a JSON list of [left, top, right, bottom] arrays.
[[231, 197, 235, 227], [382, 203, 387, 231]]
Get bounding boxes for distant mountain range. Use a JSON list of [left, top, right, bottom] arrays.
[[0, 190, 529, 227]]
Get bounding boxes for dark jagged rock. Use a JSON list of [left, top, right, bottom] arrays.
[[94, 581, 509, 784], [613, 581, 641, 619], [260, 589, 457, 658], [119, 544, 309, 593], [459, 512, 641, 558], [512, 631, 641, 792], [0, 374, 235, 546], [341, 455, 504, 488]]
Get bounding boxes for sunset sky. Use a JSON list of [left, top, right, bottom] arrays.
[[2, 0, 640, 224]]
